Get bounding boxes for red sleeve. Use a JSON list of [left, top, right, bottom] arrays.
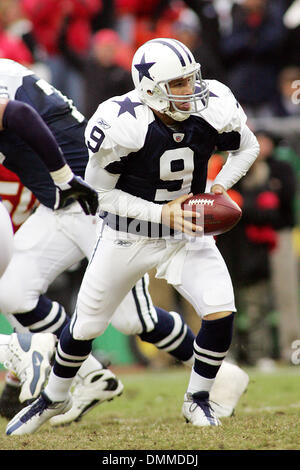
[[0, 166, 37, 233]]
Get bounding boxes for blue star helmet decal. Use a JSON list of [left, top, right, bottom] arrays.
[[134, 53, 156, 82], [113, 97, 143, 118], [195, 84, 218, 98]]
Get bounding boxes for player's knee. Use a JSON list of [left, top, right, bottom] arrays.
[[72, 321, 108, 341], [73, 286, 119, 339], [111, 312, 142, 335], [0, 256, 39, 314], [0, 278, 29, 314], [71, 315, 109, 341]]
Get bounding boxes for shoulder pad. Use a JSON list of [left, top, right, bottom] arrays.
[[0, 59, 33, 100], [88, 90, 152, 152], [199, 80, 247, 133]]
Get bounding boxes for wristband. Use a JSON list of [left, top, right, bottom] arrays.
[[50, 164, 73, 185]]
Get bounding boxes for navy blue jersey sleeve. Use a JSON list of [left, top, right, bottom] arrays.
[[216, 131, 241, 151], [3, 100, 67, 172]]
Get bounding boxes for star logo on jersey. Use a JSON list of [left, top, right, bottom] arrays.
[[195, 84, 218, 98], [113, 97, 142, 118], [134, 53, 155, 82]]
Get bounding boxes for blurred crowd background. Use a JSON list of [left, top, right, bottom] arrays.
[[1, 0, 300, 369]]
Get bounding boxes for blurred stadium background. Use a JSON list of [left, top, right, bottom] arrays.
[[1, 0, 300, 372]]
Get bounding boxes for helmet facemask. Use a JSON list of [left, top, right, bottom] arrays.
[[160, 66, 209, 121]]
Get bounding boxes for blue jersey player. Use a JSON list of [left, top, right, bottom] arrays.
[[4, 49, 252, 434], [0, 60, 98, 274], [0, 59, 98, 416], [0, 71, 98, 216]]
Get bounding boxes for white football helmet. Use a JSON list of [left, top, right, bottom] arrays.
[[131, 38, 209, 121]]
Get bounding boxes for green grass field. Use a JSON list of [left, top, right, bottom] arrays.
[[0, 364, 299, 452]]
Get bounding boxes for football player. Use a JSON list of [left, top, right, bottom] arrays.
[[0, 78, 98, 278], [5, 38, 258, 435], [0, 78, 98, 418], [0, 87, 98, 216], [0, 59, 248, 426]]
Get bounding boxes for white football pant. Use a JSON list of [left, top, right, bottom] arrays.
[[0, 201, 14, 278], [70, 224, 236, 341], [0, 203, 157, 335]]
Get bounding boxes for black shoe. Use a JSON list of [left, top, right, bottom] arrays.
[[0, 383, 26, 420]]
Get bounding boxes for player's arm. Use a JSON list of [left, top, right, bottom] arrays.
[[211, 125, 260, 193], [0, 98, 98, 215], [85, 162, 162, 223], [85, 162, 202, 236], [0, 98, 68, 173]]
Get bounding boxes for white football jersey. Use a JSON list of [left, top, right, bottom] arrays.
[[85, 80, 246, 204], [84, 80, 257, 238]]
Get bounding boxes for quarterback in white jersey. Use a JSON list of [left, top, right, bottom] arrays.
[[1, 58, 249, 427], [0, 58, 201, 424], [6, 38, 257, 435]]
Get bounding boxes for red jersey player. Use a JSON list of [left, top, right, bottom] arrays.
[[0, 166, 37, 233]]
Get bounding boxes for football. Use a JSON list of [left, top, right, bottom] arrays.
[[182, 193, 242, 236]]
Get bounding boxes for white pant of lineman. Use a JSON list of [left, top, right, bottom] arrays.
[[70, 224, 236, 341], [0, 203, 157, 335], [0, 201, 14, 278]]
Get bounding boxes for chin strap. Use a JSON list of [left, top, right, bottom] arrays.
[[164, 109, 191, 122]]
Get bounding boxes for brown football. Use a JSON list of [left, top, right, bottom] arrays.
[[181, 193, 242, 236]]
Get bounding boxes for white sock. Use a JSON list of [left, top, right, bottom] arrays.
[[44, 353, 106, 401], [187, 368, 215, 394], [44, 370, 73, 402], [77, 354, 104, 378]]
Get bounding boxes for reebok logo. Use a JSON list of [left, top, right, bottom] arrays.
[[114, 240, 133, 247]]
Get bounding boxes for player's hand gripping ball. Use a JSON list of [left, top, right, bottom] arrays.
[[182, 193, 242, 236]]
